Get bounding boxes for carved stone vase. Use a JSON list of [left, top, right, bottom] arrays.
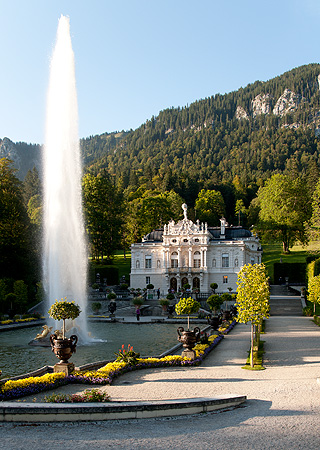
[[50, 334, 78, 364], [177, 326, 200, 359]]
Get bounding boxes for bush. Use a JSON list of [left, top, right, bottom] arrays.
[[132, 296, 144, 306], [303, 307, 313, 317], [91, 302, 102, 313], [159, 299, 170, 307], [207, 294, 223, 313]]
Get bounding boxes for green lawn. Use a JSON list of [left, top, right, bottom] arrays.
[[261, 242, 319, 282]]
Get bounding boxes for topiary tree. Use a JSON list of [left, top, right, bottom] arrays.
[[308, 274, 320, 314], [48, 298, 81, 339], [210, 282, 218, 293], [175, 297, 201, 330], [206, 294, 223, 315], [132, 296, 144, 307], [91, 302, 102, 314], [220, 292, 233, 311], [236, 263, 270, 367]]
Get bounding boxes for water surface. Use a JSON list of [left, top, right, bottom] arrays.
[[0, 322, 180, 378]]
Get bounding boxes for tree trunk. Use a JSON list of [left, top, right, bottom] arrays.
[[250, 323, 254, 368]]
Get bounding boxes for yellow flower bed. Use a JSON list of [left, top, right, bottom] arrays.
[[208, 334, 219, 343], [1, 372, 66, 392], [15, 318, 38, 323], [0, 320, 14, 325]]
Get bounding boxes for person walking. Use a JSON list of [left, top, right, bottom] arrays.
[[136, 307, 141, 321]]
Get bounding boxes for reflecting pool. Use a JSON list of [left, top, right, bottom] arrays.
[[0, 322, 181, 379]]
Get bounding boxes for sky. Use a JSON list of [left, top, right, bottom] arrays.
[[0, 0, 320, 145]]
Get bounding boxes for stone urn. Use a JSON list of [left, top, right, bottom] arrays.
[[177, 326, 200, 359], [50, 334, 78, 368], [207, 315, 221, 331]]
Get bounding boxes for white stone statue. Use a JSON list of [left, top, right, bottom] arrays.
[[182, 203, 188, 220]]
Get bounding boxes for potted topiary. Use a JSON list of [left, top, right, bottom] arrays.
[[91, 301, 102, 314], [107, 292, 117, 301], [206, 294, 224, 316], [175, 297, 201, 359], [210, 282, 218, 293], [159, 298, 170, 314], [206, 294, 223, 331], [220, 292, 233, 319], [48, 298, 81, 373]]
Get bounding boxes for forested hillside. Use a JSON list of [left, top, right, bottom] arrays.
[[82, 63, 320, 209]]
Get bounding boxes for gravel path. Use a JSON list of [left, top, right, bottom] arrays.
[[3, 316, 320, 449]]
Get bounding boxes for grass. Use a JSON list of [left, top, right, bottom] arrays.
[[261, 242, 319, 282], [89, 250, 131, 282], [242, 340, 265, 371]]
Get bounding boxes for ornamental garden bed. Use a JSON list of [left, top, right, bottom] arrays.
[[0, 320, 236, 402]]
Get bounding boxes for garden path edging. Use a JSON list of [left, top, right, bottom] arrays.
[[0, 395, 246, 422]]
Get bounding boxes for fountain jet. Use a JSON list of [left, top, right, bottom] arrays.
[[43, 15, 88, 340]]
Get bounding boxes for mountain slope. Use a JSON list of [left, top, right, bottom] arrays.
[[83, 63, 320, 196]]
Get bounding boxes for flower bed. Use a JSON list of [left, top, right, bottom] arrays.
[[0, 320, 236, 401]]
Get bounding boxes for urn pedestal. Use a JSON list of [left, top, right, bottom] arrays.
[[50, 334, 78, 374], [177, 326, 200, 360]]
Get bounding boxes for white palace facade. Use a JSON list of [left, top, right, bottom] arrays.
[[130, 205, 262, 294]]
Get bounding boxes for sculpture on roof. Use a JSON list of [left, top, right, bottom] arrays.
[[182, 203, 188, 220]]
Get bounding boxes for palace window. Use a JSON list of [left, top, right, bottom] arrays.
[[223, 275, 228, 284], [222, 253, 229, 268], [145, 255, 152, 269], [171, 251, 178, 268], [146, 277, 150, 285], [194, 251, 201, 268]]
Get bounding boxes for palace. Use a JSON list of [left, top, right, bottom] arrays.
[[130, 204, 262, 294]]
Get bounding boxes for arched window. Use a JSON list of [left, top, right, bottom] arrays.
[[193, 277, 200, 289], [193, 251, 201, 268], [170, 277, 177, 291], [171, 251, 178, 268]]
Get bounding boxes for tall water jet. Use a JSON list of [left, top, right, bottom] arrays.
[[43, 15, 88, 339]]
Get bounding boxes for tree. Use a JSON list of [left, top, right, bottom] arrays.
[[82, 173, 124, 261], [124, 189, 185, 243], [195, 189, 225, 226], [207, 294, 223, 315], [307, 274, 320, 314], [257, 174, 311, 253], [236, 263, 270, 367], [23, 167, 41, 206], [235, 199, 247, 226], [307, 179, 320, 242], [0, 158, 37, 281]]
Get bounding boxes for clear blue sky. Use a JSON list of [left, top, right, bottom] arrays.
[[0, 0, 319, 144]]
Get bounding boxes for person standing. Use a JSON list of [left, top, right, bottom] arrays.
[[136, 307, 141, 321]]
